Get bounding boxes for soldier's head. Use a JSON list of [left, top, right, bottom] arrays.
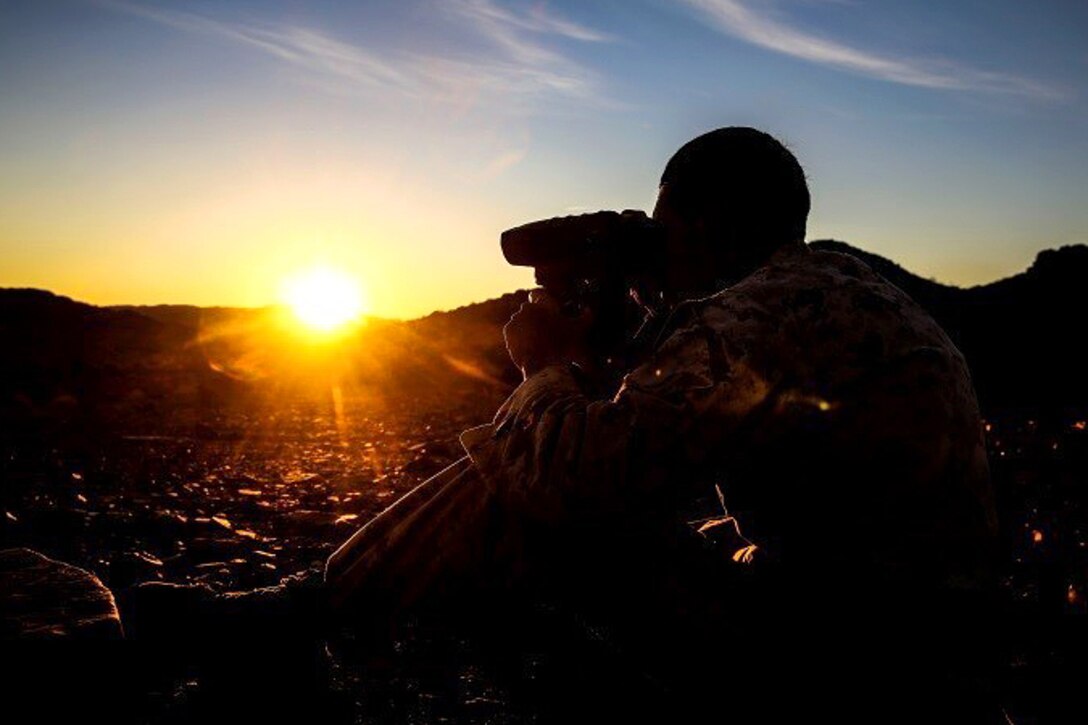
[[653, 127, 809, 298]]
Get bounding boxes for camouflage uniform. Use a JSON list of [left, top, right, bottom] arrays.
[[460, 241, 997, 600], [326, 241, 1000, 716]]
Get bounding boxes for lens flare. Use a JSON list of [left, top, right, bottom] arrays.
[[281, 265, 365, 332]]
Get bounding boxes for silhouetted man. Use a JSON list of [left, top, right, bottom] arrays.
[[464, 127, 996, 595], [326, 127, 1001, 720], [135, 127, 1001, 721]]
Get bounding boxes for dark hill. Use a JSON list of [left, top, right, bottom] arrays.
[[2, 242, 1086, 428], [810, 240, 1088, 413], [0, 289, 237, 430], [110, 303, 267, 332], [808, 240, 958, 310]]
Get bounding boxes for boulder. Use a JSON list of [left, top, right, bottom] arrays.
[[0, 547, 123, 639]]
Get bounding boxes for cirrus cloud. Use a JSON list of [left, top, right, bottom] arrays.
[[94, 0, 610, 106], [680, 0, 1067, 101]]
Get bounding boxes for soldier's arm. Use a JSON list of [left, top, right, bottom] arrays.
[[460, 323, 766, 523]]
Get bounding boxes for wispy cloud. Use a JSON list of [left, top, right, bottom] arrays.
[[95, 0, 608, 105], [680, 0, 1066, 100], [96, 0, 417, 93], [440, 0, 609, 99], [452, 0, 611, 45]]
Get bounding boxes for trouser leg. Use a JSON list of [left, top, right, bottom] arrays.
[[325, 457, 514, 623]]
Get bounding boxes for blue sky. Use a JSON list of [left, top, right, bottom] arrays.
[[1, 0, 1085, 316]]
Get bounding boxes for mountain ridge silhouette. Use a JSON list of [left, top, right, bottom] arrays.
[[2, 241, 1086, 425]]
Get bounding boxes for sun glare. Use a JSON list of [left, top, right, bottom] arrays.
[[281, 266, 365, 332]]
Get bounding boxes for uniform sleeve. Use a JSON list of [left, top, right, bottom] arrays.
[[459, 322, 772, 524]]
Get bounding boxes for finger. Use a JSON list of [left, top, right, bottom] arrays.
[[527, 288, 561, 312]]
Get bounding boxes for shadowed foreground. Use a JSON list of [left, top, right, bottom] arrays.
[[2, 391, 1087, 722]]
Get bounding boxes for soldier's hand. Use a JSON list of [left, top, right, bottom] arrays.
[[503, 289, 593, 378]]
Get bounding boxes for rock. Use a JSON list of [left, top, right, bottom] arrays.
[[274, 509, 337, 536], [118, 580, 213, 642], [105, 549, 166, 589], [0, 547, 123, 639]]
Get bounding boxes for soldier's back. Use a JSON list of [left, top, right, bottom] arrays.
[[691, 243, 996, 597], [663, 245, 1002, 720]]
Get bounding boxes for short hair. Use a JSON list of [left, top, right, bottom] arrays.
[[660, 127, 810, 245]]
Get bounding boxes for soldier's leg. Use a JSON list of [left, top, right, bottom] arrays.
[[124, 457, 503, 641], [325, 456, 518, 624]]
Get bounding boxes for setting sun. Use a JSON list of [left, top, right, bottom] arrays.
[[281, 265, 366, 332]]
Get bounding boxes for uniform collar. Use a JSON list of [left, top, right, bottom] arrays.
[[640, 240, 811, 357]]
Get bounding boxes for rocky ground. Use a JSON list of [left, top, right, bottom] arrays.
[[2, 393, 1087, 722], [0, 394, 485, 594]]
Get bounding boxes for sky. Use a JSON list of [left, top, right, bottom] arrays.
[[1, 0, 1086, 318]]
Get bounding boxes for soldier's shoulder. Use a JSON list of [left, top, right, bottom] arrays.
[[768, 245, 887, 288], [739, 244, 928, 314], [683, 246, 856, 324], [661, 243, 937, 341], [696, 245, 952, 348]]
